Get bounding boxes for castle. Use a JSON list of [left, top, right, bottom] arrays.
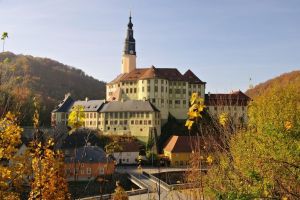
[[52, 15, 250, 142]]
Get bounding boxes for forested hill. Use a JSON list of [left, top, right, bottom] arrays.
[[0, 52, 106, 126], [246, 70, 300, 99]]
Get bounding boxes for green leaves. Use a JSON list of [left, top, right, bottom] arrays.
[[1, 32, 8, 40]]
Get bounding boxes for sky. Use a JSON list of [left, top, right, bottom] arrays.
[[0, 0, 299, 93]]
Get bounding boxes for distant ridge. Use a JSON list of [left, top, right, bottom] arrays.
[[0, 52, 106, 126], [246, 70, 300, 99]]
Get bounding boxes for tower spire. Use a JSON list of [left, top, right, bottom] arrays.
[[124, 13, 135, 55], [121, 13, 137, 73]]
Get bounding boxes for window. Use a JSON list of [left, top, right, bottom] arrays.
[[148, 120, 151, 125], [147, 86, 150, 92], [80, 169, 85, 175], [214, 107, 217, 111], [152, 99, 156, 103], [155, 79, 158, 84], [183, 100, 186, 105], [130, 88, 132, 93], [134, 88, 137, 93], [175, 100, 180, 104], [86, 168, 91, 174], [131, 120, 134, 125], [142, 87, 144, 92], [126, 88, 129, 93], [155, 86, 158, 92], [99, 168, 104, 175], [140, 120, 143, 125], [120, 112, 123, 118], [144, 120, 147, 125]]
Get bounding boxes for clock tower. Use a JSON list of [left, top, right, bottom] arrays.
[[121, 14, 136, 74]]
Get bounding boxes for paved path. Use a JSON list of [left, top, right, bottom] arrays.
[[116, 166, 190, 200]]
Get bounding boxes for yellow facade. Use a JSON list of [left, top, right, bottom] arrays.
[[164, 150, 191, 167], [107, 79, 205, 122]]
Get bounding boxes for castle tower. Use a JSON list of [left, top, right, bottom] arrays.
[[121, 14, 136, 74]]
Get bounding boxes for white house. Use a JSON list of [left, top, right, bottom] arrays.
[[113, 140, 140, 165]]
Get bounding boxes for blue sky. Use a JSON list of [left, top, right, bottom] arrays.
[[1, 0, 299, 92]]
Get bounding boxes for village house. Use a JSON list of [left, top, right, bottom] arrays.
[[64, 145, 115, 181], [113, 140, 140, 165]]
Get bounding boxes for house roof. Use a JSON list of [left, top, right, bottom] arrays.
[[72, 99, 106, 112], [205, 90, 251, 106], [108, 66, 205, 84], [163, 135, 219, 153], [114, 140, 140, 152], [183, 69, 206, 84], [164, 136, 198, 153], [64, 146, 112, 163], [61, 130, 103, 149], [52, 93, 74, 112], [100, 100, 160, 112], [52, 94, 106, 113]]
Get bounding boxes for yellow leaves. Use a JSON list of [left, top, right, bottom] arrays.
[[185, 119, 194, 130], [219, 112, 228, 127], [282, 197, 288, 200], [284, 121, 293, 131], [206, 155, 213, 165], [29, 138, 71, 200], [0, 112, 22, 160], [186, 93, 205, 130], [68, 105, 85, 131]]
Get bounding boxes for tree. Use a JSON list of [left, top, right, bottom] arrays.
[[29, 99, 71, 200], [1, 32, 8, 52], [205, 85, 300, 199], [68, 105, 85, 131], [112, 181, 128, 200], [0, 112, 23, 199]]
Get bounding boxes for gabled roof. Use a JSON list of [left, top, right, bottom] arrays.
[[164, 136, 197, 153], [52, 94, 74, 112], [108, 66, 205, 84], [100, 100, 160, 112], [205, 90, 251, 106], [164, 135, 219, 153], [183, 69, 206, 84], [52, 95, 106, 113], [64, 146, 112, 163]]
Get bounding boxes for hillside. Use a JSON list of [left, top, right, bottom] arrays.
[[246, 70, 300, 99], [0, 52, 106, 126]]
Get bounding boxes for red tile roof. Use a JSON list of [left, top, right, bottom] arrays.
[[164, 136, 200, 153], [205, 90, 251, 106], [108, 66, 205, 84]]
